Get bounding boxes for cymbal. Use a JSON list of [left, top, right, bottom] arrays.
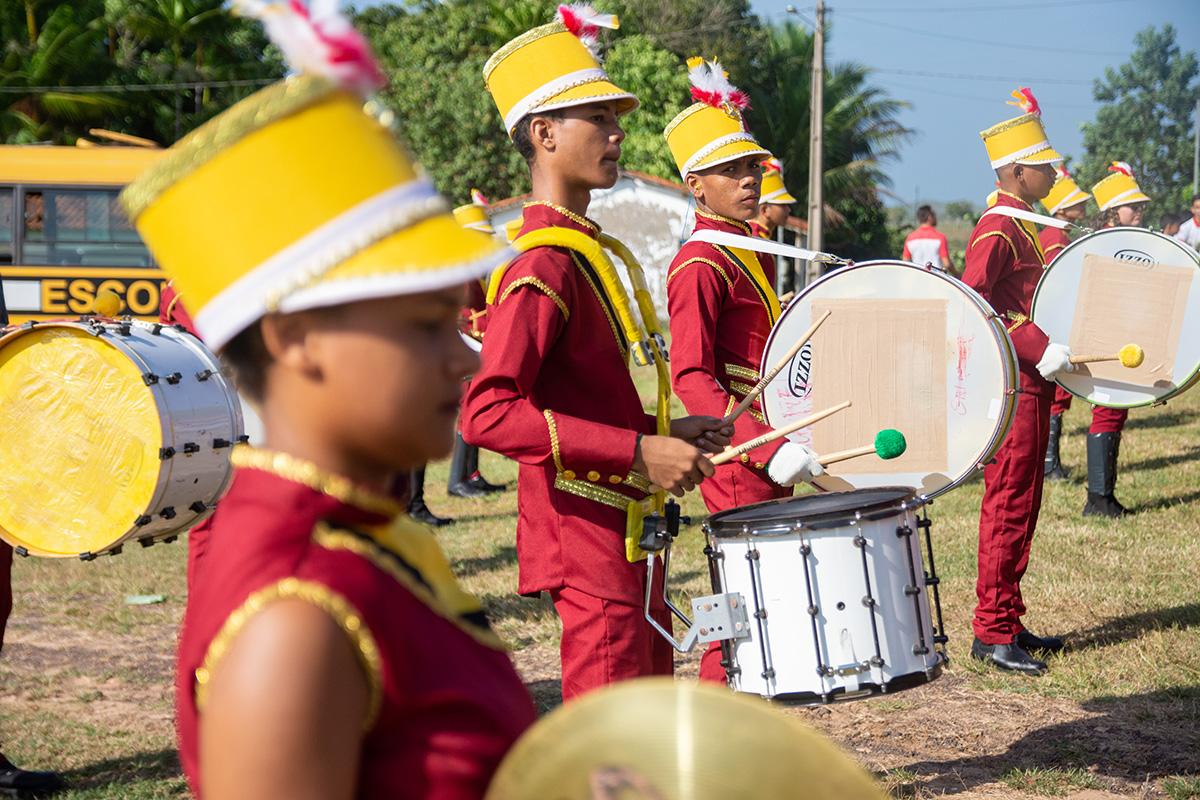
[[486, 677, 887, 800]]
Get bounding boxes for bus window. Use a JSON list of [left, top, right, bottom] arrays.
[[0, 189, 13, 264], [22, 188, 151, 267]]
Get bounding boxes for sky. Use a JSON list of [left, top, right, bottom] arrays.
[[352, 0, 1199, 205], [750, 0, 1200, 205]]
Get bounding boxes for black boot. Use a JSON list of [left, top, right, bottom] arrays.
[[970, 637, 1046, 675], [0, 752, 64, 797], [1043, 413, 1070, 481], [447, 434, 485, 498], [1083, 432, 1130, 518], [463, 442, 505, 494], [407, 467, 453, 526], [1016, 629, 1065, 654]]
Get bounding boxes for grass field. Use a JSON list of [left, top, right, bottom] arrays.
[[2, 374, 1199, 798]]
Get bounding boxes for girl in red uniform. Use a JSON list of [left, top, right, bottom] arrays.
[[120, 3, 535, 797]]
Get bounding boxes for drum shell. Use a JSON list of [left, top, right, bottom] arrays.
[[760, 260, 1018, 500], [1032, 228, 1200, 408], [706, 488, 944, 702], [0, 320, 242, 557]]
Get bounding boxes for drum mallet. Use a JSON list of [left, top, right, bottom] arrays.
[[817, 428, 907, 466], [1069, 343, 1144, 369], [709, 400, 851, 466], [723, 310, 832, 425]]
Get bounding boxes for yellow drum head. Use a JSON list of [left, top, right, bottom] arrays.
[[0, 324, 162, 556]]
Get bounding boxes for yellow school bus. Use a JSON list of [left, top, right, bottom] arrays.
[[0, 143, 164, 323]]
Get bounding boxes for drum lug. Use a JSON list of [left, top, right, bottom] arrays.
[[165, 372, 183, 385], [20, 320, 37, 329], [143, 372, 160, 386], [138, 536, 156, 548], [912, 645, 930, 655], [237, 435, 250, 444], [79, 551, 94, 561], [904, 585, 920, 596], [159, 446, 175, 459], [196, 369, 214, 381], [183, 442, 201, 454], [213, 438, 231, 449], [134, 514, 152, 527], [160, 507, 177, 520], [14, 546, 28, 558], [151, 323, 163, 335], [190, 501, 209, 514]]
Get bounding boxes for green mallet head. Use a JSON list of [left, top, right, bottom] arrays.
[[874, 429, 906, 460]]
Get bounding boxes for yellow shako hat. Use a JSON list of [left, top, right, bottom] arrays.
[[760, 156, 797, 204], [1041, 165, 1090, 215], [120, 1, 507, 352], [1091, 161, 1151, 211], [484, 4, 637, 137], [665, 57, 769, 178], [980, 87, 1063, 169], [454, 189, 495, 235]]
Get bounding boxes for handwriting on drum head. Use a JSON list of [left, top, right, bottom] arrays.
[[1113, 249, 1156, 266]]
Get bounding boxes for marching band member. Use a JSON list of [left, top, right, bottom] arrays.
[[1039, 166, 1091, 482], [750, 156, 797, 239], [120, 3, 536, 796], [447, 190, 506, 501], [461, 6, 731, 702], [965, 89, 1073, 675], [662, 58, 823, 683]]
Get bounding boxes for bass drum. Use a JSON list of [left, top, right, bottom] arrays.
[[1032, 227, 1200, 408], [0, 319, 243, 558], [760, 261, 1018, 499]]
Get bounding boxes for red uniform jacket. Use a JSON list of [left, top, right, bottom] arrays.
[[963, 191, 1052, 395], [1038, 226, 1070, 264], [159, 281, 198, 335], [460, 202, 657, 604], [176, 453, 534, 799], [667, 209, 791, 512]]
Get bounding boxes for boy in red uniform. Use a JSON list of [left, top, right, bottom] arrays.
[[663, 58, 823, 683], [462, 7, 731, 702], [750, 156, 797, 239], [964, 89, 1075, 675], [1037, 166, 1090, 482], [121, 4, 536, 796]]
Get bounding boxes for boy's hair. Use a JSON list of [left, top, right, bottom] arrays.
[[511, 109, 565, 164], [220, 321, 270, 403], [1191, 194, 1200, 205], [917, 205, 935, 225]]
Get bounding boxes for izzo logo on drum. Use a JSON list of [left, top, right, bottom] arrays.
[[1112, 249, 1156, 266], [788, 342, 814, 398]]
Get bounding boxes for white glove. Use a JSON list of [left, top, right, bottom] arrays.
[[767, 442, 825, 486], [1037, 342, 1075, 381]]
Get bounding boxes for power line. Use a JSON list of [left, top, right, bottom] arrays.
[[836, 9, 1126, 56], [0, 77, 278, 94], [873, 67, 1094, 85], [831, 0, 1135, 12], [873, 78, 1097, 110]]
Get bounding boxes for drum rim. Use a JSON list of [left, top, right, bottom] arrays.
[[1032, 227, 1200, 409], [705, 485, 922, 537], [761, 260, 1019, 500]]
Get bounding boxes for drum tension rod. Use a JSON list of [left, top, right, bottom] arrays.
[[196, 369, 214, 381], [118, 322, 131, 336], [150, 323, 163, 335], [190, 501, 209, 513]]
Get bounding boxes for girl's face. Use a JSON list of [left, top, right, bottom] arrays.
[[1116, 203, 1146, 227]]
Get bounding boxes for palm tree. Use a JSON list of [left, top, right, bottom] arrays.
[[0, 4, 121, 143], [744, 21, 911, 254]]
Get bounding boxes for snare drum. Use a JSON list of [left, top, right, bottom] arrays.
[[760, 260, 1018, 499], [705, 488, 946, 703], [1032, 227, 1200, 408], [0, 319, 243, 558]]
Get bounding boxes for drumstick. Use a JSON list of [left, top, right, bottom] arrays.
[[710, 400, 850, 466], [723, 310, 832, 425], [1069, 343, 1143, 368], [818, 429, 906, 466]]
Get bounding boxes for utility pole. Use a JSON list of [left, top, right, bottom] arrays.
[[805, 0, 825, 286], [1193, 97, 1198, 194]]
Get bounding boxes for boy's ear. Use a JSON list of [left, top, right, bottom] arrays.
[[684, 172, 704, 203], [529, 115, 557, 156], [260, 312, 322, 377]]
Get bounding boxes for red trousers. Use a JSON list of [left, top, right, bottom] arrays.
[[1049, 386, 1128, 433], [550, 583, 673, 702], [973, 377, 1049, 644], [0, 541, 11, 652]]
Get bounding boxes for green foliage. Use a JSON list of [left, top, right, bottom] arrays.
[[943, 199, 977, 222], [604, 35, 688, 181], [1076, 25, 1200, 219]]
